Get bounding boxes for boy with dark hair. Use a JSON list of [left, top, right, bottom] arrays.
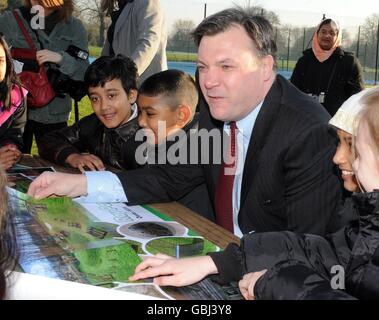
[[136, 69, 214, 221], [137, 69, 198, 147], [38, 55, 141, 171]]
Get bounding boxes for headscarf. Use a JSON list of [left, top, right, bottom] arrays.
[[312, 19, 342, 63], [329, 87, 378, 135]]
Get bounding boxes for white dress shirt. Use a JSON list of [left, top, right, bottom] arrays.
[[224, 102, 263, 237]]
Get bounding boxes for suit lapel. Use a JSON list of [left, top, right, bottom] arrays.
[[240, 77, 283, 207]]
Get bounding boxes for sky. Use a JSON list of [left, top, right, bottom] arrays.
[[161, 0, 379, 33]]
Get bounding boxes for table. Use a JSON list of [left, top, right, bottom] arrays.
[[19, 154, 240, 249]]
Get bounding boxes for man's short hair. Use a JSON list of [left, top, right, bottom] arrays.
[[139, 69, 199, 113], [192, 7, 277, 69], [84, 55, 139, 94]]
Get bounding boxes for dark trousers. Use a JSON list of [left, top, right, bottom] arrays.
[[22, 120, 67, 154]]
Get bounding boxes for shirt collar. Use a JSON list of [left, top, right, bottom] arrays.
[[236, 101, 264, 139], [127, 103, 138, 122], [224, 100, 264, 140]]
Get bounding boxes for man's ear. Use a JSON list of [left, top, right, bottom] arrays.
[[261, 55, 274, 81], [177, 105, 192, 127], [128, 89, 138, 104]]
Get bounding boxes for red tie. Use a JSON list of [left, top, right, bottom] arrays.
[[214, 121, 237, 233]]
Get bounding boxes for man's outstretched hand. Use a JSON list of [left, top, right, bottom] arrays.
[[27, 172, 87, 199]]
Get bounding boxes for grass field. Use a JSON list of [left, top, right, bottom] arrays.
[[68, 96, 93, 126], [89, 46, 102, 58], [167, 51, 197, 62]]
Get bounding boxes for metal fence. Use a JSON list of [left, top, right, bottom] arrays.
[[2, 0, 378, 85], [162, 1, 379, 86]]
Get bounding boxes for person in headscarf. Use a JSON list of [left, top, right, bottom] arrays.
[[291, 18, 364, 116]]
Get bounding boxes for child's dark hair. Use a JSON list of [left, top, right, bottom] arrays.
[[0, 35, 22, 110], [84, 54, 139, 95], [139, 69, 199, 113]]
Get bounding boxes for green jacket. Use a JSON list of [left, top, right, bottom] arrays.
[[0, 8, 89, 124]]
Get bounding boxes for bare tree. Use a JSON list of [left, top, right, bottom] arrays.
[[168, 19, 197, 53], [76, 0, 106, 47], [360, 14, 379, 68], [234, 3, 281, 27], [240, 0, 253, 7]]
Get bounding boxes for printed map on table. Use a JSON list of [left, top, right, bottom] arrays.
[[7, 183, 241, 300]]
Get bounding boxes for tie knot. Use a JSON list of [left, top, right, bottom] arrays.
[[227, 121, 237, 160], [229, 121, 237, 136]]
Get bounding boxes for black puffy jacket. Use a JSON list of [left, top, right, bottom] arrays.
[[210, 191, 379, 300]]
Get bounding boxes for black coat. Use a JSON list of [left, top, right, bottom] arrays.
[[117, 75, 343, 235], [38, 113, 141, 170], [291, 47, 364, 116], [210, 191, 379, 300]]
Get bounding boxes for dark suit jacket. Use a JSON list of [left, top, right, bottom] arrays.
[[118, 75, 343, 236]]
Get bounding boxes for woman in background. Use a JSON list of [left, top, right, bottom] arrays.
[[291, 19, 364, 116], [101, 0, 167, 83], [0, 0, 88, 153]]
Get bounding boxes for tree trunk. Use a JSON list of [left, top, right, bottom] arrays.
[[98, 11, 105, 47]]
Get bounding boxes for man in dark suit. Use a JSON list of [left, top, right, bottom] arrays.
[[28, 8, 342, 237]]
